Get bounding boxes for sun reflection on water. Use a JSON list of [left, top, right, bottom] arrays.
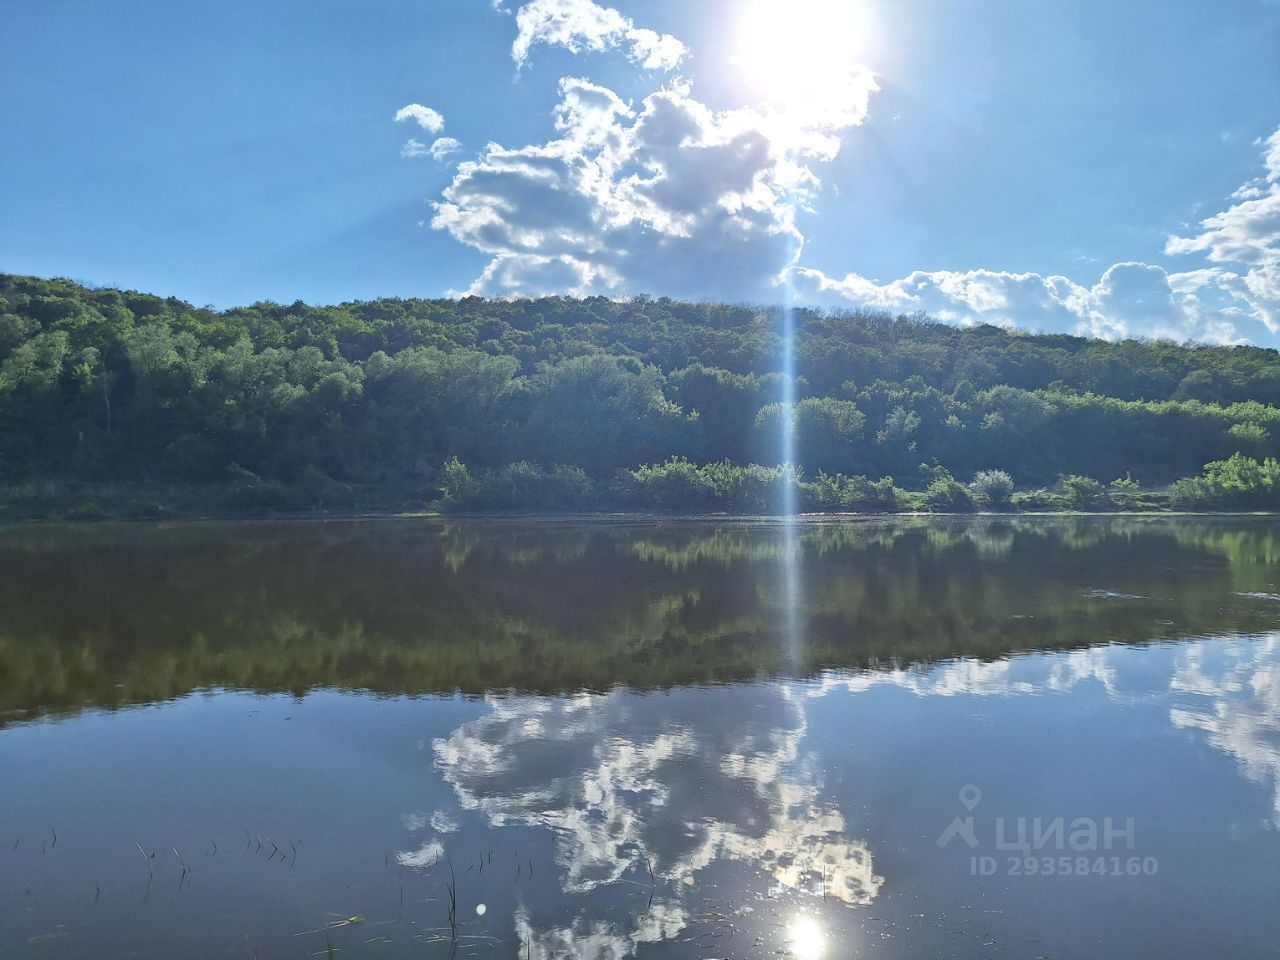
[[787, 915, 828, 959]]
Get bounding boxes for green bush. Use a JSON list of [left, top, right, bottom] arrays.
[[1227, 421, 1268, 453], [439, 460, 596, 511], [969, 469, 1015, 507], [614, 458, 802, 513], [1169, 453, 1280, 509], [922, 466, 975, 512], [1106, 472, 1142, 509], [805, 471, 903, 512], [440, 456, 478, 507], [1061, 475, 1108, 510], [616, 457, 718, 510], [1011, 488, 1071, 511], [1109, 472, 1140, 492]]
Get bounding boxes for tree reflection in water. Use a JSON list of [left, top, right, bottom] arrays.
[[4, 518, 1280, 958]]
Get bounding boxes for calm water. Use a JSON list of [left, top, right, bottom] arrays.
[[3, 517, 1280, 959]]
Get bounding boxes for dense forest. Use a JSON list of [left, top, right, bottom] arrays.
[[4, 272, 1280, 516]]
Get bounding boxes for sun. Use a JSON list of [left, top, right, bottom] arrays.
[[787, 916, 828, 960], [731, 0, 878, 115]]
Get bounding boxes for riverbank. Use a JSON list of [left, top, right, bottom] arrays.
[[0, 479, 1266, 523], [0, 480, 435, 523]]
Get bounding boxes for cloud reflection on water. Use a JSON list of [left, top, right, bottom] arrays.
[[433, 683, 881, 904], [416, 631, 1280, 956]]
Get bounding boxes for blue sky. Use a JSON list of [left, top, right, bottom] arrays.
[[2, 0, 1279, 344]]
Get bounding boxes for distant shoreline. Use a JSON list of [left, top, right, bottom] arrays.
[[3, 485, 1278, 525]]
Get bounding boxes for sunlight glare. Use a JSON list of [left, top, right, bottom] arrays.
[[787, 916, 827, 960], [732, 0, 876, 114]]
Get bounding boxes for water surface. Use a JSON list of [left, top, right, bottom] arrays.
[[2, 517, 1279, 958]]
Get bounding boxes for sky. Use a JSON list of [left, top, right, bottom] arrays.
[[2, 0, 1279, 344]]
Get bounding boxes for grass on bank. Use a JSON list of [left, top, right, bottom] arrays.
[[3, 452, 1276, 521]]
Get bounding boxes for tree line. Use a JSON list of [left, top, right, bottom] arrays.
[[4, 272, 1280, 514]]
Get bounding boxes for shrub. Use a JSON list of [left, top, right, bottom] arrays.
[[1061, 475, 1108, 510], [1168, 477, 1209, 508], [1109, 472, 1140, 492], [440, 455, 478, 507], [1227, 421, 1268, 453], [1169, 453, 1280, 509], [1011, 488, 1071, 511], [805, 471, 903, 512], [922, 465, 974, 512], [1106, 472, 1142, 509], [617, 457, 718, 510], [615, 458, 802, 513], [969, 469, 1014, 507], [439, 460, 596, 511]]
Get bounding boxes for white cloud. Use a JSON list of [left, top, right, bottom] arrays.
[[792, 266, 1086, 329], [403, 136, 464, 162], [431, 71, 876, 300], [510, 0, 686, 71], [623, 26, 687, 71], [394, 103, 445, 133], [793, 130, 1280, 343], [1163, 127, 1280, 333], [420, 2, 1280, 347], [1166, 192, 1280, 266], [790, 261, 1247, 343], [428, 136, 463, 161], [401, 138, 430, 159]]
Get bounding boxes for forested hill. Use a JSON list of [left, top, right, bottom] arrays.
[[4, 271, 1280, 514]]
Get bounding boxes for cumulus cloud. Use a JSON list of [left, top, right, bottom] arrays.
[[1164, 127, 1280, 333], [793, 130, 1280, 343], [789, 261, 1244, 342], [511, 0, 686, 71], [423, 0, 881, 303], [394, 103, 445, 132], [793, 256, 1273, 344], [431, 69, 876, 300], [415, 0, 1279, 346], [793, 266, 1085, 329]]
